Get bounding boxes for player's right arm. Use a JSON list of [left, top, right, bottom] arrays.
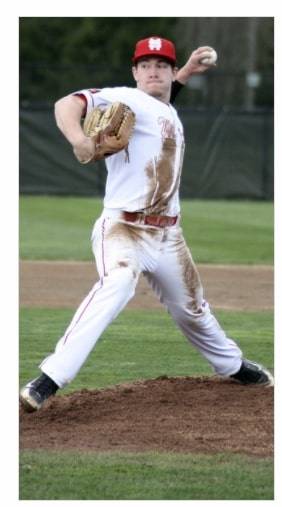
[[54, 94, 95, 163], [170, 46, 216, 103]]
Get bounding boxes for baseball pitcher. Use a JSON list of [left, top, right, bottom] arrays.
[[20, 36, 273, 412]]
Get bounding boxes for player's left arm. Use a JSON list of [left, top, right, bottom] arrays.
[[170, 46, 216, 104]]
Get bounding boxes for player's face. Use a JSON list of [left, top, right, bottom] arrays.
[[132, 57, 177, 103]]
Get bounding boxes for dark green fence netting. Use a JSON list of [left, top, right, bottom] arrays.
[[20, 107, 273, 199]]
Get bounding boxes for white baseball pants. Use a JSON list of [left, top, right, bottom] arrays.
[[40, 209, 242, 388]]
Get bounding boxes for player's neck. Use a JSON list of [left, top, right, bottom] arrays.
[[154, 94, 170, 105], [137, 86, 170, 104]]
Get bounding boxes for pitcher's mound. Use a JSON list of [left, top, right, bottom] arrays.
[[20, 376, 273, 457]]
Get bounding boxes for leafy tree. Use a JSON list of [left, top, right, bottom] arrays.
[[20, 17, 273, 108]]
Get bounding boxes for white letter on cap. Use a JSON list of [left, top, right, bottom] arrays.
[[148, 37, 162, 50]]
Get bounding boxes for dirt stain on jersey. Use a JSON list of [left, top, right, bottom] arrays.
[[145, 138, 177, 215], [117, 260, 129, 268]]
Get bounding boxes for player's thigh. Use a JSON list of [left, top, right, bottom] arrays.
[[145, 228, 203, 309], [91, 217, 141, 277]]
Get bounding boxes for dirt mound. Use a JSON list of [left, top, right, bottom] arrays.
[[20, 376, 273, 457]]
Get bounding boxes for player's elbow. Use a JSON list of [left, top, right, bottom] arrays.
[[54, 97, 64, 127], [54, 95, 85, 128], [54, 97, 65, 112], [54, 96, 70, 125]]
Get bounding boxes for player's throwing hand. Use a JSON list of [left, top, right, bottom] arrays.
[[73, 136, 96, 164]]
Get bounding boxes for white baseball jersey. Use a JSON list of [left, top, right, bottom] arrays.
[[74, 87, 185, 216]]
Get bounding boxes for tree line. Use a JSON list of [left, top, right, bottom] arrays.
[[20, 17, 273, 109]]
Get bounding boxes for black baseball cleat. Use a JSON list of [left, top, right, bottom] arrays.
[[20, 373, 59, 412], [230, 359, 274, 386]]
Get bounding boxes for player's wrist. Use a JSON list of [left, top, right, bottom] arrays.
[[176, 63, 194, 84], [71, 131, 88, 148]]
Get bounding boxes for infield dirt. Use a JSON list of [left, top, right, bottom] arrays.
[[20, 260, 273, 311]]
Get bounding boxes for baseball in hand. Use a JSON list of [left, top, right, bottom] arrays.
[[199, 48, 217, 66]]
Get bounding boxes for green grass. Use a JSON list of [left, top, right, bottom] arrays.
[[19, 308, 274, 501], [19, 196, 103, 260], [19, 450, 274, 500], [19, 196, 273, 264], [19, 308, 273, 392]]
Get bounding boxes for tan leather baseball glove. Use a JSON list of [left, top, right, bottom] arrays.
[[82, 102, 136, 163]]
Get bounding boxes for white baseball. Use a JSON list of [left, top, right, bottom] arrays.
[[199, 49, 217, 66]]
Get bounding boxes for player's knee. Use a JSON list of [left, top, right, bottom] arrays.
[[109, 263, 139, 291], [117, 260, 136, 275], [168, 299, 206, 321]]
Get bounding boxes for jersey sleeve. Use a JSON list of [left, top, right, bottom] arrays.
[[72, 88, 105, 116], [72, 87, 131, 116]]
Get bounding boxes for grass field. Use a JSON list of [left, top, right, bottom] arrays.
[[19, 196, 274, 264], [19, 196, 274, 500], [20, 451, 273, 500], [19, 308, 274, 392]]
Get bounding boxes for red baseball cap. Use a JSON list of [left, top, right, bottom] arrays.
[[133, 36, 176, 65]]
